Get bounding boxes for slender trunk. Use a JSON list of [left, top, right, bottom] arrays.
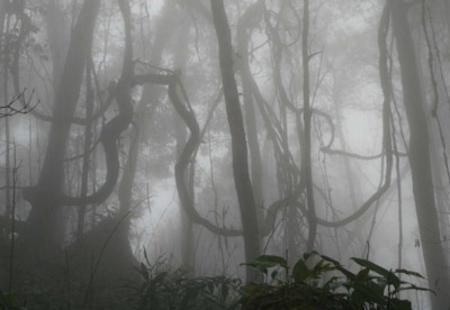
[[210, 0, 261, 282], [2, 10, 10, 220], [392, 3, 450, 308], [4, 109, 10, 217], [301, 0, 317, 252], [236, 4, 264, 208], [174, 111, 194, 272], [76, 62, 95, 240], [442, 0, 450, 39], [118, 127, 139, 215], [0, 0, 5, 36], [173, 15, 195, 273]]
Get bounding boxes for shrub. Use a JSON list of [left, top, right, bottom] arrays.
[[241, 252, 429, 310], [133, 256, 241, 310], [0, 290, 26, 310]]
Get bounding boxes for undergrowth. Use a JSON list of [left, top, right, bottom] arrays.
[[1, 252, 428, 310]]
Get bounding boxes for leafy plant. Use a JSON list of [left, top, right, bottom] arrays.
[[241, 252, 430, 309], [0, 290, 26, 310], [132, 256, 242, 310]]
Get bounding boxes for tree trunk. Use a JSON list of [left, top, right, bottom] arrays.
[[1, 1, 10, 221], [441, 0, 450, 39], [236, 2, 264, 209], [301, 0, 317, 252], [391, 2, 450, 308], [210, 0, 261, 282], [172, 17, 195, 272], [22, 0, 101, 260], [0, 0, 5, 37], [76, 61, 95, 240], [46, 0, 69, 85]]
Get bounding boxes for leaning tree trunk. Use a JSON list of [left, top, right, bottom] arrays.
[[210, 0, 261, 282], [21, 0, 101, 260], [391, 2, 450, 309]]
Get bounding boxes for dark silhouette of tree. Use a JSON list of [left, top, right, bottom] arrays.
[[210, 0, 261, 282], [391, 1, 450, 308], [21, 0, 102, 260]]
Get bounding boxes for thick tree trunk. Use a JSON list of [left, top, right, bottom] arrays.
[[210, 0, 261, 282], [391, 2, 450, 309], [22, 0, 101, 260], [46, 0, 69, 85]]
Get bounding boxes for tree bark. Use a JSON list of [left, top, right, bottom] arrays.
[[210, 0, 261, 282], [76, 61, 95, 240], [173, 17, 195, 272], [301, 0, 317, 252], [46, 0, 69, 85], [236, 1, 264, 209], [0, 0, 5, 38], [391, 2, 450, 308], [22, 0, 101, 259]]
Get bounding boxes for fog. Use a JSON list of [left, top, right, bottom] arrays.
[[1, 0, 450, 309]]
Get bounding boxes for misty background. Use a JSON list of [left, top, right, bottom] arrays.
[[1, 0, 450, 309]]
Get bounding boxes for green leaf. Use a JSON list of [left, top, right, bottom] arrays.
[[311, 260, 334, 277], [395, 284, 434, 295], [292, 259, 310, 282], [257, 255, 288, 268], [389, 298, 412, 310], [351, 258, 390, 275], [241, 255, 288, 274], [319, 254, 340, 266], [303, 251, 319, 261], [320, 254, 356, 280], [355, 268, 371, 283], [242, 282, 269, 299], [351, 257, 400, 289], [395, 268, 425, 279], [351, 281, 385, 304], [270, 269, 279, 281]]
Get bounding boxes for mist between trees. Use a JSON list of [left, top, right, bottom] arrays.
[[1, 0, 450, 309]]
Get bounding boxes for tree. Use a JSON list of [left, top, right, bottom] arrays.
[[210, 0, 261, 282], [391, 1, 450, 308], [21, 0, 101, 260]]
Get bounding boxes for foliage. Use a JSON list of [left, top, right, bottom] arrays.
[[0, 290, 25, 310], [1, 253, 425, 310], [132, 256, 242, 310], [241, 252, 429, 310]]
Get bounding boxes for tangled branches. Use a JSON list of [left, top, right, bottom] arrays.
[[0, 88, 38, 118]]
